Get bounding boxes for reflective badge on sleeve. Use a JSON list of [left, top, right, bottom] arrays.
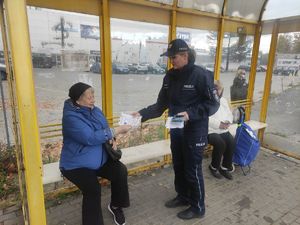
[[212, 89, 220, 103]]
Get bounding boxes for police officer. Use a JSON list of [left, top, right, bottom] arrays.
[[132, 39, 219, 220]]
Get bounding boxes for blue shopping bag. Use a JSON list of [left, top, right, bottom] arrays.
[[233, 107, 260, 174]]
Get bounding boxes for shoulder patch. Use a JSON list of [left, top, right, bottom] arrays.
[[212, 89, 220, 103]]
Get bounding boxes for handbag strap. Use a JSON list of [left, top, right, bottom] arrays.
[[238, 106, 245, 124]]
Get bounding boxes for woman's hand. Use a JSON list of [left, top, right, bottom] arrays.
[[108, 139, 118, 150], [114, 125, 132, 135], [219, 122, 230, 129]]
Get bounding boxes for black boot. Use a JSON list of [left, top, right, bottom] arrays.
[[209, 164, 222, 179], [219, 168, 233, 180], [177, 206, 205, 220], [165, 196, 189, 208]]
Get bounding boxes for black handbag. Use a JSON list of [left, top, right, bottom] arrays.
[[104, 141, 122, 161]]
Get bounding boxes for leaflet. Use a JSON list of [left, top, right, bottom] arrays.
[[118, 112, 141, 127], [165, 116, 184, 129]]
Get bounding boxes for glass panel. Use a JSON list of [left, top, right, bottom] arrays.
[[226, 0, 265, 21], [219, 32, 254, 103], [0, 26, 12, 147], [177, 27, 217, 69], [111, 18, 168, 146], [178, 0, 223, 14], [263, 0, 300, 21], [27, 7, 102, 163], [147, 0, 173, 5], [250, 34, 271, 121], [263, 32, 300, 157]]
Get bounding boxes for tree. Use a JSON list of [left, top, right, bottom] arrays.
[[277, 34, 293, 53], [292, 33, 300, 53], [230, 35, 253, 62], [206, 31, 218, 59]]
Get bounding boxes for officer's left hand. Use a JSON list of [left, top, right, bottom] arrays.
[[176, 112, 189, 121]]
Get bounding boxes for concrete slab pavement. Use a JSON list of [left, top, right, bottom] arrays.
[[45, 148, 300, 225]]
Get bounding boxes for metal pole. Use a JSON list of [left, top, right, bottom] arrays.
[[4, 0, 47, 224], [245, 22, 262, 121], [99, 0, 113, 124]]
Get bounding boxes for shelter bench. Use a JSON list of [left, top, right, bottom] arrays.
[[42, 120, 267, 185]]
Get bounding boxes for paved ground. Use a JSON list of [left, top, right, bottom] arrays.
[[46, 148, 300, 225]]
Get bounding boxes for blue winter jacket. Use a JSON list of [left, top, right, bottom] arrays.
[[59, 99, 112, 170]]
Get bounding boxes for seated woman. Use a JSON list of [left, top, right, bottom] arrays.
[[59, 82, 131, 225], [208, 80, 235, 180]]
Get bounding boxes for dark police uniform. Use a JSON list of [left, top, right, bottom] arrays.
[[139, 61, 220, 214]]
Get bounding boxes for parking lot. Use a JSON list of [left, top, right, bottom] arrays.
[[0, 68, 299, 144]]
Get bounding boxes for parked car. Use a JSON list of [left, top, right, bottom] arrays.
[[238, 64, 251, 72], [127, 63, 138, 73], [112, 63, 129, 74], [32, 53, 53, 68], [257, 65, 267, 72], [147, 64, 165, 74], [203, 63, 225, 73], [136, 64, 148, 74], [273, 67, 292, 76], [90, 62, 101, 73], [0, 59, 7, 80]]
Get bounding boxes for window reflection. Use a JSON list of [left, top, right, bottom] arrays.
[[177, 27, 217, 70], [219, 32, 254, 101], [110, 18, 168, 114], [177, 0, 223, 14]]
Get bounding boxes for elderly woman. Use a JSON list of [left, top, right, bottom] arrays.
[[60, 82, 131, 225], [208, 80, 235, 180]]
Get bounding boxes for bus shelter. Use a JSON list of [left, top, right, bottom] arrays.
[[0, 0, 299, 224]]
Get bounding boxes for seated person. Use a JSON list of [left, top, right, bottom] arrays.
[[60, 82, 131, 225], [230, 68, 248, 101], [208, 80, 235, 180]]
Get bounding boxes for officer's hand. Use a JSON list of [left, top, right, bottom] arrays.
[[177, 112, 189, 121], [131, 111, 141, 117]]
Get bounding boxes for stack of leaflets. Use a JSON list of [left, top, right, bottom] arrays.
[[165, 115, 184, 129]]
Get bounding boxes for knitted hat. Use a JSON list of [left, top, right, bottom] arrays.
[[160, 39, 190, 57], [68, 82, 91, 101]]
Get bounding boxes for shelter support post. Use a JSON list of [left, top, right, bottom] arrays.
[[167, 0, 177, 70], [246, 22, 262, 120], [258, 22, 279, 141], [4, 0, 47, 224], [100, 0, 113, 125], [214, 18, 225, 81]]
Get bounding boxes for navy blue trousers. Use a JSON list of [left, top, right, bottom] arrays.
[[170, 128, 207, 213]]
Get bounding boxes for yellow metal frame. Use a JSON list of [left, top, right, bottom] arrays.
[[4, 0, 46, 224], [245, 22, 262, 120], [100, 0, 113, 123], [214, 18, 225, 80], [258, 21, 279, 141], [1, 0, 300, 224], [0, 0, 29, 219], [214, 0, 226, 80]]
